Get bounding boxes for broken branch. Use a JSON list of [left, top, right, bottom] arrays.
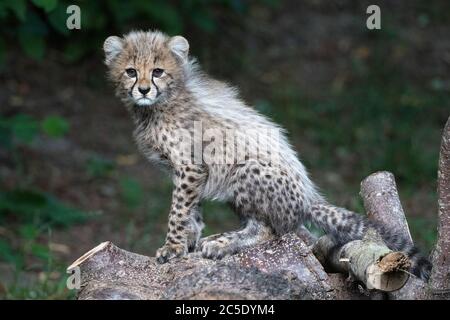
[[313, 229, 410, 292], [360, 170, 429, 299]]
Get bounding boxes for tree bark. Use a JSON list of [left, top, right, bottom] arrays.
[[360, 171, 429, 299], [430, 116, 450, 299], [69, 234, 361, 300], [360, 171, 413, 245]]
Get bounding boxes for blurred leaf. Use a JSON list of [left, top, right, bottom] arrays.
[[18, 32, 45, 60], [0, 3, 8, 19], [10, 114, 39, 144], [119, 177, 143, 208], [0, 239, 23, 266], [80, 1, 107, 30], [63, 42, 88, 62], [0, 189, 45, 208], [17, 10, 48, 60], [18, 9, 48, 35], [109, 0, 138, 24], [191, 10, 216, 33], [86, 156, 115, 178], [408, 217, 437, 251], [31, 0, 58, 13], [227, 0, 248, 13], [41, 116, 69, 138], [40, 194, 90, 227], [138, 1, 183, 34], [19, 224, 40, 240], [0, 189, 90, 227], [0, 124, 13, 150], [0, 37, 6, 66], [4, 0, 27, 21], [47, 3, 70, 35], [30, 243, 50, 261]]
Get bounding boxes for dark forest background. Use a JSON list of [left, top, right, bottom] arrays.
[[0, 0, 449, 299]]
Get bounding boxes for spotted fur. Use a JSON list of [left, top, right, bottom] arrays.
[[103, 30, 431, 280]]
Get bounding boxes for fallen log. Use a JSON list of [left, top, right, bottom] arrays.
[[313, 230, 410, 292], [69, 234, 360, 300], [310, 171, 418, 294]]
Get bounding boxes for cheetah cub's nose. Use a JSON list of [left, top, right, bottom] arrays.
[[138, 87, 150, 95]]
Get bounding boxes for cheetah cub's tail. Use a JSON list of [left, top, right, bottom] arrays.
[[308, 203, 432, 281]]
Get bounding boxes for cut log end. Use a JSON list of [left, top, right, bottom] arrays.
[[377, 251, 411, 273], [313, 235, 411, 292], [67, 241, 110, 271], [366, 252, 410, 292]]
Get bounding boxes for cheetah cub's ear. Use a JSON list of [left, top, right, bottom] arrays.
[[103, 36, 123, 65], [168, 36, 189, 63]]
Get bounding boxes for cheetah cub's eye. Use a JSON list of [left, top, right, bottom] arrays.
[[152, 68, 164, 78], [125, 68, 137, 78]]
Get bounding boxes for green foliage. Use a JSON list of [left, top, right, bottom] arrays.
[[5, 273, 75, 299], [268, 79, 447, 187], [0, 114, 69, 151], [2, 0, 28, 21], [202, 201, 238, 236], [86, 156, 116, 179], [119, 177, 144, 209], [0, 0, 255, 63], [0, 239, 23, 266], [18, 31, 45, 60], [0, 113, 86, 228], [31, 0, 58, 13], [408, 217, 437, 251], [0, 114, 39, 146], [41, 116, 69, 138], [0, 112, 89, 299], [0, 189, 90, 227], [1, 228, 75, 299]]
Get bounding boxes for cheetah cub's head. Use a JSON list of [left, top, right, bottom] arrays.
[[103, 31, 189, 107]]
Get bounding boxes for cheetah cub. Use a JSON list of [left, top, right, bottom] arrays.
[[103, 30, 431, 280]]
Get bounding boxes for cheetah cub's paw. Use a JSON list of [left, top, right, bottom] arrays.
[[198, 234, 237, 260], [156, 243, 187, 264]]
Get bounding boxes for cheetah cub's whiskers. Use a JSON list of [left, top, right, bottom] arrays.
[[103, 30, 431, 281]]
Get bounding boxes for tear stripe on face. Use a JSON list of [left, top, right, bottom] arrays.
[[152, 76, 161, 98], [129, 74, 138, 97]]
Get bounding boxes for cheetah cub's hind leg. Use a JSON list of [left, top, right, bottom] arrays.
[[187, 206, 205, 252], [198, 219, 273, 259]]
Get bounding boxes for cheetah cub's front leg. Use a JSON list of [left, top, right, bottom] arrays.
[[156, 165, 205, 264]]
